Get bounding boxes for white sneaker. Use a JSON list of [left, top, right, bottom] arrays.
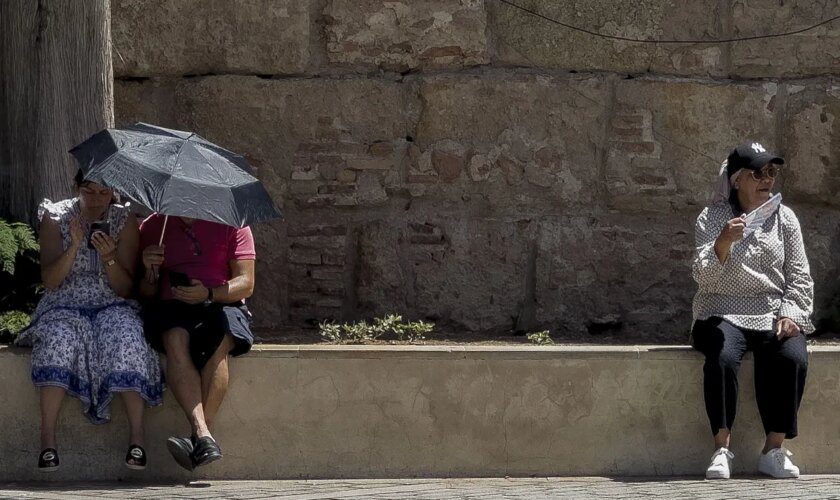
[[758, 447, 800, 478], [705, 447, 734, 479]]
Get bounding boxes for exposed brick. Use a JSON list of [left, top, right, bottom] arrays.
[[408, 174, 438, 184], [288, 225, 348, 238], [318, 183, 356, 195], [311, 268, 344, 281], [288, 248, 322, 265], [291, 236, 346, 250], [316, 298, 344, 309], [420, 45, 463, 60], [321, 252, 346, 266], [290, 296, 316, 308], [290, 280, 318, 293], [344, 156, 392, 171], [317, 281, 345, 296], [368, 142, 394, 157], [409, 222, 436, 234], [288, 264, 312, 279], [431, 150, 463, 182], [289, 181, 320, 195], [297, 141, 368, 156], [336, 169, 357, 183]]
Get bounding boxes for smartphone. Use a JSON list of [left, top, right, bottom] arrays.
[[169, 271, 192, 287], [87, 221, 110, 249]]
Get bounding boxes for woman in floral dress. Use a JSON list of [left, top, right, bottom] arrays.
[[17, 171, 163, 472]]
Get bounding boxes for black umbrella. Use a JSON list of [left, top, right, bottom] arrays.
[[70, 122, 282, 243]]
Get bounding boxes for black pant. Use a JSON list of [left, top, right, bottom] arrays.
[[691, 317, 808, 439]]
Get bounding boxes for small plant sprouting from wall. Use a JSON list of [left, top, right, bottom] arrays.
[[527, 330, 555, 346], [319, 314, 434, 344]]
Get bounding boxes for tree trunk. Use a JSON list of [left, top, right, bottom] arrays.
[[0, 0, 113, 224]]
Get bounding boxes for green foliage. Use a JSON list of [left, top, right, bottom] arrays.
[[0, 218, 38, 275], [0, 310, 31, 343], [0, 217, 41, 342], [527, 330, 555, 346], [320, 315, 435, 344]]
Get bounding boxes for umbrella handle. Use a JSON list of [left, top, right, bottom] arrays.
[[158, 215, 169, 246]]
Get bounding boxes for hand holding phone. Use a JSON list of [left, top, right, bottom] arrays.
[[169, 271, 191, 287], [87, 221, 110, 249]]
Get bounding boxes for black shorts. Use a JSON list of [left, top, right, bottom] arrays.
[[143, 300, 254, 370]]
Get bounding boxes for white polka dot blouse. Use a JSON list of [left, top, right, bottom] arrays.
[[692, 202, 815, 334]]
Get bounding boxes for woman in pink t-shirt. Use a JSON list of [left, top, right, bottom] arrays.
[[137, 214, 256, 471]]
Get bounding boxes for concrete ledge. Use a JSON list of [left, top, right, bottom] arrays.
[[1, 344, 839, 481]]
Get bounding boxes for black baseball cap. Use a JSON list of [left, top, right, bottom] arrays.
[[727, 141, 784, 176]]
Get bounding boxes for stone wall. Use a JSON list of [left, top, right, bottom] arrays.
[[111, 0, 840, 341]]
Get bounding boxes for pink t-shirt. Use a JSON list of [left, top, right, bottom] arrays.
[[139, 214, 256, 300]]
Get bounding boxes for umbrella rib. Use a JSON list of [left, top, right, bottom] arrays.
[[170, 132, 196, 175]]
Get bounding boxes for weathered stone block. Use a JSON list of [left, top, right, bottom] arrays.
[[411, 72, 608, 209], [488, 0, 725, 76], [606, 78, 778, 213], [357, 218, 533, 332], [781, 84, 840, 207], [114, 78, 182, 127], [536, 214, 698, 341], [795, 207, 840, 332], [111, 0, 310, 76], [730, 0, 840, 78], [323, 0, 489, 72]]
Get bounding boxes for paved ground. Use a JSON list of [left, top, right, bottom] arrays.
[[1, 476, 839, 499]]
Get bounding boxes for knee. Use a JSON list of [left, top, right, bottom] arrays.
[[779, 345, 809, 370], [162, 328, 190, 361]]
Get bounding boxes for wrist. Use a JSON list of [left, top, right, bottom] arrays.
[[206, 287, 214, 303]]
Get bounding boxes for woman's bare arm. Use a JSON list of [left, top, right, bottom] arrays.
[[40, 214, 82, 290]]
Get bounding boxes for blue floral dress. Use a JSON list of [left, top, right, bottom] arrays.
[[16, 198, 163, 424]]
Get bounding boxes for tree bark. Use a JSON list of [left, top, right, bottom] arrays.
[[0, 0, 113, 224]]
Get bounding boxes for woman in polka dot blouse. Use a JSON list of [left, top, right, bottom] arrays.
[[690, 142, 813, 480]]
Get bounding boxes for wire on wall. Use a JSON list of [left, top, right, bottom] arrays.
[[496, 0, 840, 44]]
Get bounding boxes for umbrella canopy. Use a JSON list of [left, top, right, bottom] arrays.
[[69, 122, 282, 228]]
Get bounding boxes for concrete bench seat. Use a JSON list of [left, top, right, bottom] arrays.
[[1, 344, 838, 481]]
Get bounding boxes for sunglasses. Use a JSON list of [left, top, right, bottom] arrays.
[[747, 165, 779, 181]]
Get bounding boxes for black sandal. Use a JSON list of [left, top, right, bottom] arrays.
[[192, 436, 223, 467], [38, 448, 60, 472], [125, 444, 147, 470]]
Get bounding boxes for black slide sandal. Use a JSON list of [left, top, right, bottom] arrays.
[[125, 444, 147, 470], [38, 448, 60, 472]]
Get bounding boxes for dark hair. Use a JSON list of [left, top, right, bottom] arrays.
[[728, 188, 743, 215], [74, 169, 119, 204]]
